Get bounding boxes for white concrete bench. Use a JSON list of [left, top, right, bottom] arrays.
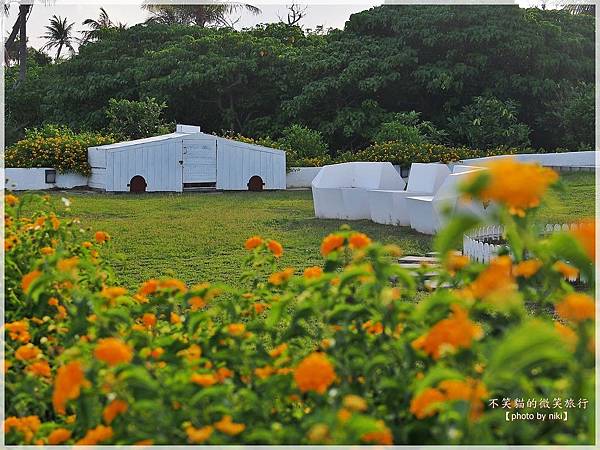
[[312, 162, 406, 220], [368, 163, 450, 226], [406, 166, 487, 235]]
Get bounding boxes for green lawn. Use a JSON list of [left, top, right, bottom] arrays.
[[39, 171, 594, 289]]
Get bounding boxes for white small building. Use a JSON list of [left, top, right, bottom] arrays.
[[88, 125, 286, 192]]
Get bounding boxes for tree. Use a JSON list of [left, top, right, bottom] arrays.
[[142, 1, 260, 27], [40, 15, 76, 62], [81, 7, 127, 43], [279, 4, 307, 26], [4, 4, 32, 81]]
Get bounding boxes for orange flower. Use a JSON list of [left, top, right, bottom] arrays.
[[53, 361, 87, 414], [102, 399, 128, 424], [81, 241, 93, 249], [512, 259, 543, 278], [4, 416, 41, 443], [438, 378, 489, 421], [409, 387, 445, 419], [150, 347, 165, 359], [94, 338, 133, 366], [75, 425, 113, 445], [27, 361, 52, 378], [214, 415, 245, 436], [445, 253, 469, 274], [189, 296, 206, 311], [321, 234, 344, 256], [57, 256, 79, 272], [473, 158, 558, 217], [191, 373, 218, 387], [40, 246, 55, 255], [255, 365, 275, 380], [101, 286, 127, 300], [179, 344, 202, 361], [294, 352, 336, 394], [303, 266, 323, 279], [50, 215, 60, 231], [343, 394, 368, 412], [95, 231, 110, 244], [268, 267, 294, 285], [571, 219, 595, 261], [142, 313, 157, 329], [170, 312, 181, 324], [138, 279, 159, 296], [269, 343, 288, 358], [47, 428, 71, 445], [555, 293, 594, 323], [227, 323, 246, 336], [21, 270, 41, 293], [555, 322, 577, 351], [5, 321, 30, 343], [216, 367, 233, 382], [159, 278, 187, 292], [15, 344, 41, 361], [267, 240, 284, 257], [244, 236, 263, 250], [462, 256, 515, 299], [186, 425, 213, 443], [362, 320, 384, 335], [360, 421, 393, 445], [553, 261, 579, 279], [253, 302, 268, 314], [349, 232, 371, 250], [5, 194, 19, 206], [412, 304, 483, 359]]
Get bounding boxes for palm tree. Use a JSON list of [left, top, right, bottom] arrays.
[[40, 15, 76, 62], [142, 1, 260, 27], [81, 7, 112, 43]]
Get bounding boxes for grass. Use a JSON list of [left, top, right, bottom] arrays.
[[36, 171, 594, 289]]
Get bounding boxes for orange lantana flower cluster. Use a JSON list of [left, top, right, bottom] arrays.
[[472, 158, 559, 217], [412, 305, 483, 359], [294, 352, 336, 394]]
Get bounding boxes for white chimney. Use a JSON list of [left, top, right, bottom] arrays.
[[176, 124, 201, 134]]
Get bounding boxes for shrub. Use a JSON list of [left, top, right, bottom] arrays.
[[372, 111, 448, 145], [340, 142, 517, 167], [106, 97, 171, 140], [4, 124, 114, 176], [278, 125, 329, 159], [543, 82, 594, 151], [447, 96, 531, 149], [219, 131, 331, 168], [3, 160, 595, 445]]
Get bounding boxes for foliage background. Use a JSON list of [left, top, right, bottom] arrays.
[[5, 5, 595, 155]]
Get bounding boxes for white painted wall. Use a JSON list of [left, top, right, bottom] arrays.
[[56, 172, 88, 189], [286, 167, 321, 188], [5, 168, 55, 190], [461, 151, 597, 168], [5, 168, 89, 190], [216, 138, 286, 190]]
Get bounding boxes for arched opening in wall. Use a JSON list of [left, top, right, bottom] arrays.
[[247, 175, 265, 192], [129, 176, 147, 193]]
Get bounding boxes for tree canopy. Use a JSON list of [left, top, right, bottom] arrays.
[[5, 5, 594, 152]]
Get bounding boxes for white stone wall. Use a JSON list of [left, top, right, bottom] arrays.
[[5, 168, 88, 191]]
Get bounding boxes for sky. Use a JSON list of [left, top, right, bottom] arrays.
[[4, 3, 382, 50], [3, 1, 542, 52]]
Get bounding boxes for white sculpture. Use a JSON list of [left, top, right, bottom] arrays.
[[368, 163, 450, 226], [312, 162, 406, 220], [406, 166, 487, 235]]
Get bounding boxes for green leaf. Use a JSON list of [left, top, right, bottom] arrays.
[[434, 213, 481, 257]]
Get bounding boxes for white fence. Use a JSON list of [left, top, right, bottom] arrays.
[[463, 223, 584, 264]]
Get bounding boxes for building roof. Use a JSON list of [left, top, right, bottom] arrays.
[[91, 132, 196, 150]]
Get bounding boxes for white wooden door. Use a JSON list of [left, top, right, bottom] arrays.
[[182, 139, 217, 183]]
